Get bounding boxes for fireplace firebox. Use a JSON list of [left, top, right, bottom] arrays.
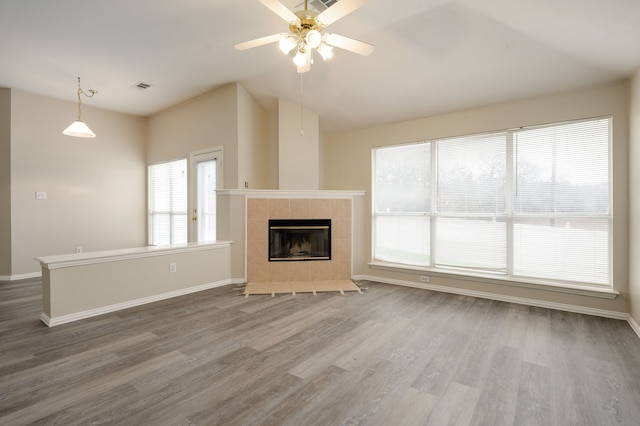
[[269, 219, 331, 261]]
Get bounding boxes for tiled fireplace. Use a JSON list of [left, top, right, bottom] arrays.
[[247, 197, 352, 282]]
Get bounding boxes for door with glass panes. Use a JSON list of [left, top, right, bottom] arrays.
[[190, 148, 222, 242]]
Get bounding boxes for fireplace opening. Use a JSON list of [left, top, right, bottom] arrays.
[[269, 219, 331, 261]]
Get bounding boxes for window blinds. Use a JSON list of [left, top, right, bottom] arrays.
[[148, 159, 188, 245], [372, 117, 611, 287]]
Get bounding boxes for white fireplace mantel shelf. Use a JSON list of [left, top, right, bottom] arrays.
[[217, 189, 366, 199]]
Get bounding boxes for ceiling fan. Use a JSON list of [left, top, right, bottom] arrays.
[[235, 0, 374, 73]]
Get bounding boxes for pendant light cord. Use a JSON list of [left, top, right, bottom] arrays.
[[75, 76, 97, 121]]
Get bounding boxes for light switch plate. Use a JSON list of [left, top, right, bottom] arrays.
[[35, 192, 47, 200]]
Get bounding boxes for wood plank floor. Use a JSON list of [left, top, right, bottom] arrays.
[[1, 277, 640, 425]]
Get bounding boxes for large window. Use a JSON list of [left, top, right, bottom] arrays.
[[148, 159, 188, 245], [373, 117, 612, 287]]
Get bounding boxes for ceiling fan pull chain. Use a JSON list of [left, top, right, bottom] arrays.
[[300, 72, 304, 136]]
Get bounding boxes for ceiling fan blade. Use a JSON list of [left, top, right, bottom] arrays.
[[324, 33, 374, 56], [234, 33, 282, 51], [259, 0, 299, 23], [317, 0, 368, 26]]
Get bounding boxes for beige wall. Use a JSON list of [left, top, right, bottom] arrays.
[[266, 108, 280, 189], [147, 83, 273, 190], [278, 99, 319, 190], [7, 90, 147, 277], [39, 243, 231, 324], [323, 80, 630, 314], [148, 84, 239, 188], [237, 84, 271, 189], [630, 68, 640, 326], [0, 89, 11, 277]]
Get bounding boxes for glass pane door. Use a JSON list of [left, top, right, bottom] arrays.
[[189, 148, 223, 242], [196, 159, 217, 242]]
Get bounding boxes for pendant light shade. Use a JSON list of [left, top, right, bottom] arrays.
[[63, 77, 98, 138], [63, 120, 96, 138]]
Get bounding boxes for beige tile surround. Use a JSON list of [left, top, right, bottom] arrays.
[[247, 198, 352, 283]]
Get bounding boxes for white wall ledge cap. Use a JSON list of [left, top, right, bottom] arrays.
[[35, 241, 232, 270]]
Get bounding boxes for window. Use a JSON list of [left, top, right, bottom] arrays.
[[148, 159, 188, 245], [373, 143, 430, 266], [373, 117, 612, 287]]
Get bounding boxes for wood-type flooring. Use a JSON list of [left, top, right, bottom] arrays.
[[1, 277, 640, 425]]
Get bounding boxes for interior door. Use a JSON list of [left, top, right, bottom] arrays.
[[190, 148, 223, 242]]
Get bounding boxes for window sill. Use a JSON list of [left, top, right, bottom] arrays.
[[368, 261, 619, 300]]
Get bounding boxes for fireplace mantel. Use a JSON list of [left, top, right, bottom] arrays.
[[216, 189, 365, 199]]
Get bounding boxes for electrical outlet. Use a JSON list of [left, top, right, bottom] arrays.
[[35, 191, 47, 200], [419, 275, 430, 283], [169, 262, 177, 273], [76, 247, 83, 253]]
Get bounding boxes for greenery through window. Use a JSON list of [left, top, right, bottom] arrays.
[[372, 117, 611, 287]]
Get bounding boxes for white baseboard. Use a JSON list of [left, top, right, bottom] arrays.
[[42, 279, 233, 327], [0, 272, 42, 282], [354, 274, 629, 321], [628, 315, 640, 338]]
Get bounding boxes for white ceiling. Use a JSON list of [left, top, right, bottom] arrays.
[[1, 0, 640, 133]]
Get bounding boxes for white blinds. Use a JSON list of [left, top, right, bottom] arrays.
[[373, 143, 430, 266], [435, 133, 507, 271], [372, 117, 612, 287], [514, 119, 610, 215], [148, 159, 188, 245], [512, 118, 611, 284]]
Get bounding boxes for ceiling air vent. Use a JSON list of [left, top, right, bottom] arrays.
[[317, 0, 338, 7], [132, 81, 152, 91], [300, 0, 338, 12]]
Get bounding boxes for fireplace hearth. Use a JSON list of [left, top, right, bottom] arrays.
[[269, 219, 331, 261]]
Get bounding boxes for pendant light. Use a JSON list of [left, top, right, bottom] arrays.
[[63, 77, 98, 138]]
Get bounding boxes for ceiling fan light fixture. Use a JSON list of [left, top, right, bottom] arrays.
[[293, 48, 308, 67], [279, 35, 298, 54], [235, 0, 374, 72], [305, 29, 322, 48], [317, 42, 333, 60]]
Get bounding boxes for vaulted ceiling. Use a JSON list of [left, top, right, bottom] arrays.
[[1, 0, 640, 133]]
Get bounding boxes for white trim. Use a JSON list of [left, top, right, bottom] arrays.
[[35, 241, 231, 270], [368, 261, 618, 300], [0, 272, 42, 281], [628, 315, 640, 338], [41, 278, 233, 327], [217, 189, 366, 199], [354, 274, 628, 321]]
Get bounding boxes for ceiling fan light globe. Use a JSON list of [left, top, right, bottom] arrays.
[[293, 49, 308, 67], [279, 35, 297, 54], [305, 30, 322, 48], [317, 42, 333, 60]]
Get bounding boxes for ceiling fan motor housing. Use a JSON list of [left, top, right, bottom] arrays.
[[290, 9, 325, 42]]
